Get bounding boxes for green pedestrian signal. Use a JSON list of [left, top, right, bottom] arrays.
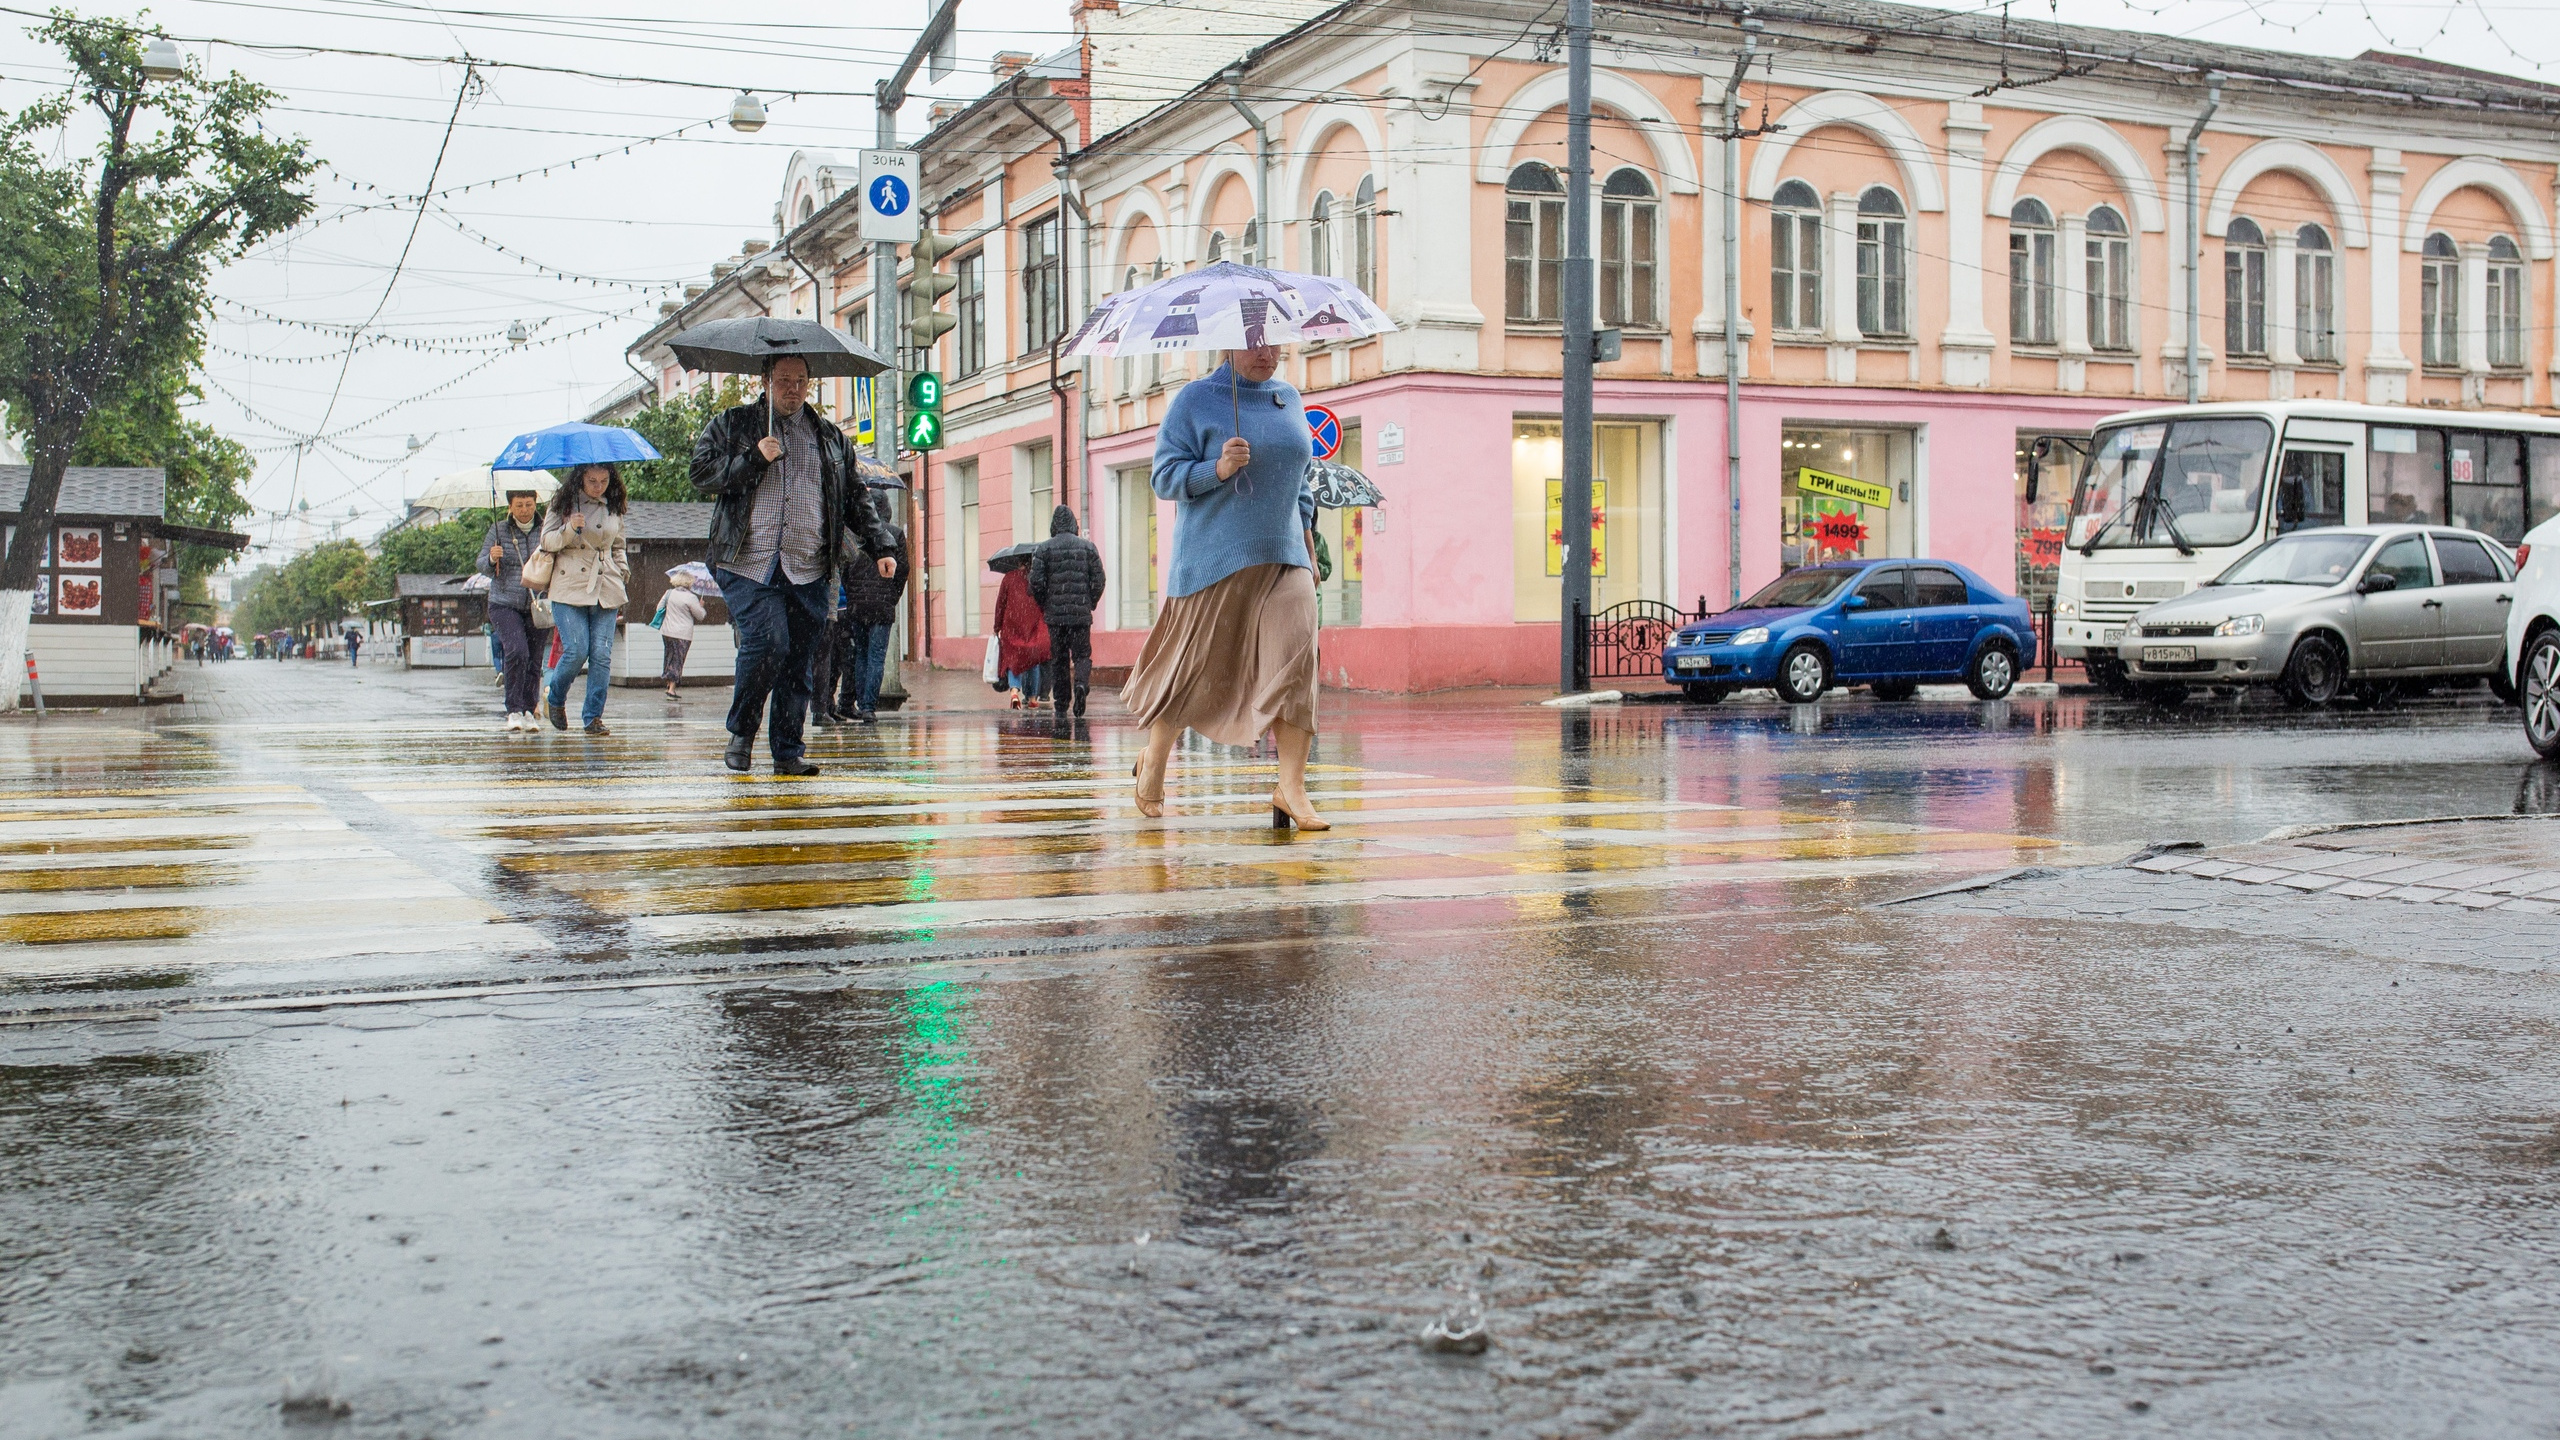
[[906, 371, 943, 412], [904, 407, 943, 450]]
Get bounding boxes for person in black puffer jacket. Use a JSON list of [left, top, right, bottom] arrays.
[[1029, 504, 1106, 717], [834, 518, 909, 723]]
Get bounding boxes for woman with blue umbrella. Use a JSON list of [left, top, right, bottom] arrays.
[[491, 423, 661, 736]]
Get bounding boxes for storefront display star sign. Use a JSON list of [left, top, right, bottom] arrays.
[[1808, 502, 1868, 554]]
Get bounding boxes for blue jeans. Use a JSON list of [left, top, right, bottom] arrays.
[[720, 564, 828, 763], [847, 620, 893, 714], [545, 603, 617, 725]]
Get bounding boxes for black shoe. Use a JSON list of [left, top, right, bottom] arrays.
[[852, 710, 878, 725], [724, 734, 751, 772], [772, 757, 821, 777], [1072, 687, 1088, 717], [546, 699, 567, 730], [810, 710, 839, 728]]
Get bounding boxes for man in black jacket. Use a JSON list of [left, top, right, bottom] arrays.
[[838, 518, 909, 723], [1027, 504, 1106, 717], [689, 355, 897, 775]]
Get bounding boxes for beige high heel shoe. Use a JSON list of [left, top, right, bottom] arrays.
[[1270, 792, 1329, 832], [1133, 758, 1166, 819]]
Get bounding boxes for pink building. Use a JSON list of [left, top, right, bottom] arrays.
[[623, 0, 2560, 690]]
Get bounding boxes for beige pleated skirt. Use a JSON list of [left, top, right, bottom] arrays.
[[1120, 563, 1318, 746]]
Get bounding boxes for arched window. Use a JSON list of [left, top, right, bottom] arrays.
[[1242, 217, 1263, 267], [2489, 235, 2526, 368], [1504, 161, 1565, 323], [1770, 179, 1821, 331], [1601, 168, 1659, 328], [2296, 223, 2336, 362], [2422, 232, 2459, 366], [1118, 265, 1142, 395], [1308, 191, 1335, 278], [2009, 198, 2056, 345], [2224, 217, 2267, 357], [1855, 185, 1907, 338], [799, 195, 816, 225], [1352, 175, 1378, 296], [2087, 205, 2133, 351], [1206, 229, 1228, 265]]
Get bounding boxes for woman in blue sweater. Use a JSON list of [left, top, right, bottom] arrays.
[[1120, 344, 1325, 829]]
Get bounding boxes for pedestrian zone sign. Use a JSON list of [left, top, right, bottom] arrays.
[[853, 376, 874, 446], [857, 150, 920, 243]]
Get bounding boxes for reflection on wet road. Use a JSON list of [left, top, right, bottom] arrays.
[[2, 664, 2555, 1436]]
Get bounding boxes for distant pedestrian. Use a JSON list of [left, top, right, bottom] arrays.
[[993, 560, 1050, 710], [1029, 504, 1105, 718], [540, 463, 631, 736], [345, 627, 362, 667], [1121, 344, 1324, 828], [477, 487, 546, 732], [658, 570, 706, 700], [688, 353, 897, 776], [838, 519, 908, 723]]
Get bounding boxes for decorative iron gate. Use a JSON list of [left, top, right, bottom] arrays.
[[1573, 599, 1706, 688]]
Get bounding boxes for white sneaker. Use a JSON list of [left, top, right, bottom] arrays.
[[504, 711, 527, 731]]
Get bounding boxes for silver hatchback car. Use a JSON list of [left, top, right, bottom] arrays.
[[2120, 524, 2517, 705]]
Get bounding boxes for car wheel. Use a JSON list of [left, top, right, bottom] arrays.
[[1869, 680, 1918, 702], [1965, 643, 2018, 700], [2489, 651, 2520, 706], [2276, 633, 2345, 709], [1681, 683, 1730, 704], [1773, 641, 1831, 705], [2522, 632, 2560, 758]]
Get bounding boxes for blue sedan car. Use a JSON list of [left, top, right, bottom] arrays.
[[1660, 558, 2034, 704]]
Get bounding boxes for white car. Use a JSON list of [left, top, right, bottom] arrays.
[[2508, 520, 2560, 755]]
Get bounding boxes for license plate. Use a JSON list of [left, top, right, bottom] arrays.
[[1673, 656, 1710, 671], [2101, 628, 2125, 644], [2142, 645, 2195, 663]]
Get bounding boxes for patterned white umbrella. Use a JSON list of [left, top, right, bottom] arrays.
[[1061, 261, 1393, 358]]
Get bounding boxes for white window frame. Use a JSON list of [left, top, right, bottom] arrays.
[[2086, 206, 2134, 353], [1770, 179, 1822, 333], [2009, 198, 2056, 346], [1854, 185, 1908, 339]]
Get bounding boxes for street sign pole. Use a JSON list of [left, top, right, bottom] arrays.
[[1559, 0, 1595, 693]]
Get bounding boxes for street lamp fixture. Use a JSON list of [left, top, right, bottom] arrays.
[[506, 320, 529, 347], [728, 91, 767, 133], [139, 37, 183, 81]]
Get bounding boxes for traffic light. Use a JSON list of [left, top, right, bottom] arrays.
[[905, 225, 956, 355], [904, 368, 943, 451]]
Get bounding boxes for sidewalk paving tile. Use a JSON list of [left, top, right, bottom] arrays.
[[2274, 872, 2342, 891], [2326, 880, 2393, 898], [2382, 886, 2455, 902]]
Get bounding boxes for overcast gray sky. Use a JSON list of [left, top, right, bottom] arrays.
[[1, 0, 2550, 560]]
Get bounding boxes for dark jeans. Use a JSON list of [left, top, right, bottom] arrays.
[[489, 604, 541, 715], [846, 619, 893, 714], [721, 564, 828, 763], [810, 613, 852, 718], [1048, 623, 1092, 711]]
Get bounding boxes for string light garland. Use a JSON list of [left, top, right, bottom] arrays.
[[425, 206, 685, 293]]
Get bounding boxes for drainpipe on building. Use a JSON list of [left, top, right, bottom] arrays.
[[1718, 20, 1760, 608], [2184, 75, 2222, 404], [1225, 70, 1273, 260], [1012, 73, 1090, 514]]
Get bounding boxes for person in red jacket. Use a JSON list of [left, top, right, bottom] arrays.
[[992, 562, 1051, 710]]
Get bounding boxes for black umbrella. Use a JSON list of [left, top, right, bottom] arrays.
[[668, 317, 891, 379], [987, 542, 1039, 573]]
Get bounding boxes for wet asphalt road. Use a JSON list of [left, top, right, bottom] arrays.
[[3, 662, 2557, 1437]]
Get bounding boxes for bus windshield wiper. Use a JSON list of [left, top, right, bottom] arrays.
[[2149, 497, 2198, 556]]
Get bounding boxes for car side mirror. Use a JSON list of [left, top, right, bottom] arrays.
[[1842, 594, 1869, 610], [2358, 572, 2397, 594]]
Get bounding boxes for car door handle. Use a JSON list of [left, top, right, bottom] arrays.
[[2498, 594, 2514, 603], [2421, 599, 2444, 608]]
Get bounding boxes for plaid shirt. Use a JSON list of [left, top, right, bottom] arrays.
[[728, 405, 827, 585]]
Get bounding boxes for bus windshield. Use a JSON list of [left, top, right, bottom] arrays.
[[2068, 417, 2275, 551], [2213, 531, 2375, 586]]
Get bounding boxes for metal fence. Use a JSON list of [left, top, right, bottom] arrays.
[[1573, 599, 1711, 689]]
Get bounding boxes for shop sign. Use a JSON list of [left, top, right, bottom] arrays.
[[1796, 466, 1891, 509], [1375, 421, 1405, 465], [1544, 479, 1609, 577], [2025, 527, 2066, 569], [54, 526, 103, 568], [1806, 502, 1869, 554], [56, 574, 103, 616]]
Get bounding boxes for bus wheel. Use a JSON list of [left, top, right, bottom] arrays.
[[2277, 634, 2345, 709]]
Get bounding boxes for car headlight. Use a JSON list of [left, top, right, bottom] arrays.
[[2054, 598, 2077, 619], [2214, 614, 2264, 637], [1730, 627, 1770, 646]]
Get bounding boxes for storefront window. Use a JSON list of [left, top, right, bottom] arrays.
[[2015, 432, 2083, 603], [1779, 426, 1915, 572], [1114, 464, 1159, 629], [1315, 424, 1364, 626], [1511, 418, 1664, 621]]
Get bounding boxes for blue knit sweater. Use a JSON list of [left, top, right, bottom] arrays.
[[1151, 364, 1318, 598]]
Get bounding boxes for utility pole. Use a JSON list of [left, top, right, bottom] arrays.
[[1558, 0, 1595, 692]]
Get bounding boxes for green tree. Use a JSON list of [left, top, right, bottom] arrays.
[[231, 539, 367, 634], [28, 353, 255, 582], [615, 378, 753, 501], [359, 509, 497, 604], [0, 10, 317, 702]]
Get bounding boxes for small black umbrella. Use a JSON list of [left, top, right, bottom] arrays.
[[988, 542, 1039, 573], [668, 317, 891, 379]]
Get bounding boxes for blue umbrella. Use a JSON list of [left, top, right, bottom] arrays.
[[490, 422, 662, 472]]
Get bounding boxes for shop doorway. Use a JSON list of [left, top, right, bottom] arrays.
[[1779, 426, 1914, 571], [1512, 418, 1666, 621], [2015, 430, 2085, 604]]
